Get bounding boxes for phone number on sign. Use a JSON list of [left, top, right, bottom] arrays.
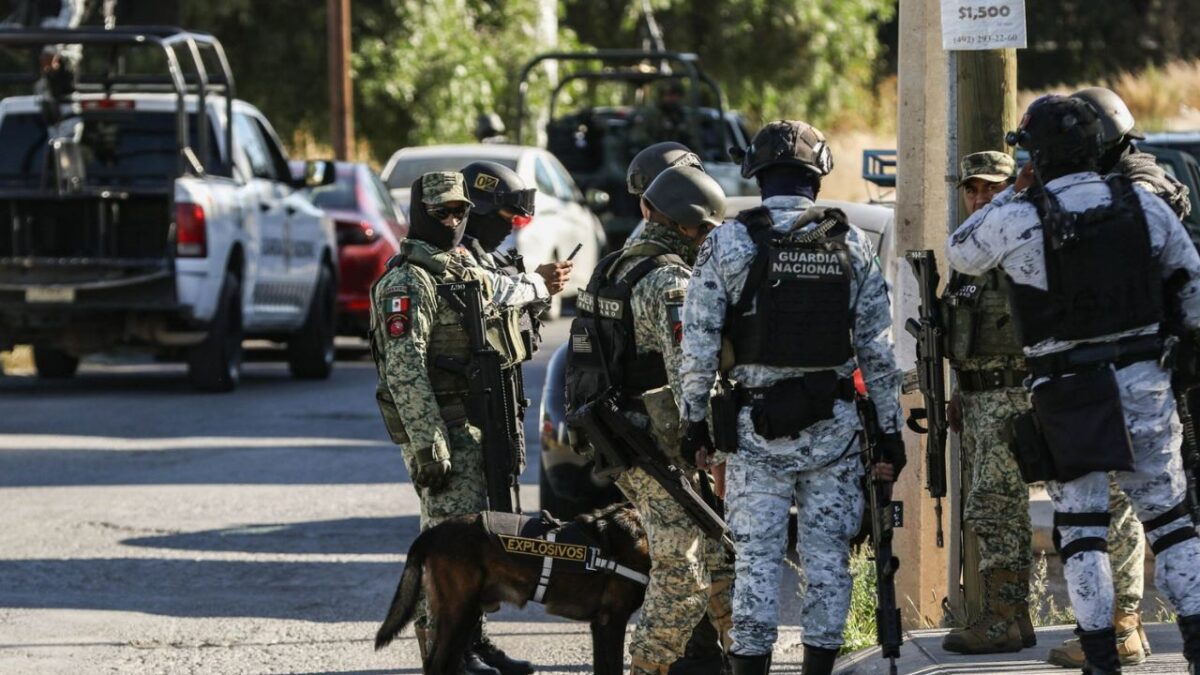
[[958, 5, 1012, 20], [949, 33, 1022, 46]]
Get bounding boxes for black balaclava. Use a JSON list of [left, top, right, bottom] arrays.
[[407, 177, 468, 252], [466, 211, 512, 252], [1098, 137, 1133, 175], [758, 165, 819, 201]]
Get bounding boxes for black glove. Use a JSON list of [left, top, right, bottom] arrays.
[[877, 432, 907, 480], [682, 419, 714, 467]]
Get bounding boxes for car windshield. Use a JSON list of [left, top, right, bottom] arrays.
[[384, 155, 518, 190], [306, 166, 358, 210]]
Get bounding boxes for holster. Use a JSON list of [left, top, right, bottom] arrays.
[[1031, 368, 1135, 482], [742, 371, 852, 440], [710, 377, 739, 453], [1007, 410, 1057, 483]]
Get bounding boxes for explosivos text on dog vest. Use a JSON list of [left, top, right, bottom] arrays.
[[481, 511, 649, 603]]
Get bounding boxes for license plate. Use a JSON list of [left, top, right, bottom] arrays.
[[25, 286, 75, 303]]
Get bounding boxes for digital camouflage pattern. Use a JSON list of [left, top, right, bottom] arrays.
[[462, 237, 550, 310], [678, 194, 903, 655], [420, 171, 473, 206], [612, 221, 734, 669], [1107, 477, 1145, 614], [370, 239, 492, 631], [947, 173, 1200, 631], [958, 150, 1016, 186]]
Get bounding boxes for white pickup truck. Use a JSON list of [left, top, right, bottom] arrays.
[[0, 28, 338, 391]]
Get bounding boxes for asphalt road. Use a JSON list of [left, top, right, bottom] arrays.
[[0, 319, 809, 674]]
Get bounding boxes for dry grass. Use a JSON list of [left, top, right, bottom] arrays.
[[1019, 59, 1200, 132]]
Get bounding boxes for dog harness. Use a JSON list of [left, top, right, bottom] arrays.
[[481, 511, 649, 603]]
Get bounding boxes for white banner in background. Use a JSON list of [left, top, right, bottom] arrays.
[[941, 0, 1027, 51]]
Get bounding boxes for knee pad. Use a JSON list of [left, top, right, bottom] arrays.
[[1053, 511, 1111, 564], [1141, 500, 1199, 555]]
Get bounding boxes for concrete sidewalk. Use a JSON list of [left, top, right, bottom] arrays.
[[833, 623, 1186, 674]]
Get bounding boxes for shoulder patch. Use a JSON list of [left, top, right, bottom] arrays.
[[381, 289, 412, 339], [695, 237, 714, 267]]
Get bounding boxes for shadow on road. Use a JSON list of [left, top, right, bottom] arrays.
[[123, 516, 421, 555]]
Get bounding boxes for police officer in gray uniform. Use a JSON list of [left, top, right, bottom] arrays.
[[676, 121, 906, 675], [947, 95, 1200, 675]]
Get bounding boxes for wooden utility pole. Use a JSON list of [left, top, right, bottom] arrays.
[[893, 0, 952, 629], [952, 47, 1019, 624], [327, 0, 354, 161]]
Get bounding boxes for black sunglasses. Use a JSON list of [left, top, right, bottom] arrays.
[[427, 204, 469, 220]]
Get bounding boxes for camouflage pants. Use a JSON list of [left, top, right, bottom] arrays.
[[1047, 362, 1200, 630], [725, 448, 864, 654], [402, 424, 488, 631], [1106, 476, 1145, 613], [617, 467, 733, 667]]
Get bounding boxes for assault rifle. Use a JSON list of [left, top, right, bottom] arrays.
[[857, 396, 903, 675], [570, 394, 736, 554], [904, 249, 948, 548], [1176, 386, 1200, 524], [436, 279, 522, 513]]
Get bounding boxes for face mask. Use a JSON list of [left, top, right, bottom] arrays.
[[466, 211, 513, 252], [407, 178, 469, 251]]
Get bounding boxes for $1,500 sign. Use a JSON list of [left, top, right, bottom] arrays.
[[940, 0, 1027, 50]]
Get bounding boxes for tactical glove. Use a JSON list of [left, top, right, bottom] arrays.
[[877, 432, 907, 481], [411, 445, 452, 492], [682, 419, 714, 467]]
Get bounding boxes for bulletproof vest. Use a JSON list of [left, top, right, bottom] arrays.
[[727, 207, 854, 368], [944, 269, 1023, 360], [465, 237, 538, 360], [565, 242, 685, 413], [1008, 174, 1163, 347]]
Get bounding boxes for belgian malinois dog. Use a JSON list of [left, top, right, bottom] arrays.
[[375, 502, 651, 675]]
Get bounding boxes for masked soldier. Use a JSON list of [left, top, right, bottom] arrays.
[[947, 95, 1200, 675], [370, 171, 505, 674], [677, 121, 906, 675], [567, 164, 732, 674], [939, 151, 1038, 656]]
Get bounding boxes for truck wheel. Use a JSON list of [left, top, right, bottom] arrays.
[[33, 347, 79, 379], [188, 272, 243, 392], [287, 265, 335, 379]]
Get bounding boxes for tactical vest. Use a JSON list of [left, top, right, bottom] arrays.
[[1008, 175, 1162, 347], [727, 207, 854, 368], [944, 269, 1024, 360], [565, 242, 686, 414]]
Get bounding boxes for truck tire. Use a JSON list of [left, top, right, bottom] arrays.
[[33, 347, 79, 379], [188, 272, 243, 392], [287, 265, 335, 380]]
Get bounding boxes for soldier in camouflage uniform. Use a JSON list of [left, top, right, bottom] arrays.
[[939, 151, 1037, 655], [948, 96, 1200, 675], [677, 121, 906, 675], [370, 172, 505, 674]]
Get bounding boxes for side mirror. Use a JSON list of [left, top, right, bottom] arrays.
[[585, 188, 611, 212], [295, 160, 337, 189]]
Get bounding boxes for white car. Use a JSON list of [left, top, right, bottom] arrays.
[[381, 144, 606, 311]]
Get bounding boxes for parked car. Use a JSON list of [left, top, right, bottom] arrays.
[[1137, 143, 1200, 237], [538, 195, 897, 519], [0, 28, 338, 390], [381, 143, 606, 315], [291, 161, 407, 335]]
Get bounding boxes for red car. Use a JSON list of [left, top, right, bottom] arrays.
[[293, 161, 408, 335]]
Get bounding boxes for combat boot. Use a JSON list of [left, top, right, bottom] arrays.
[[801, 644, 838, 675], [1013, 566, 1037, 648], [461, 651, 502, 675], [1179, 613, 1200, 674], [1047, 609, 1148, 667], [727, 652, 770, 675], [630, 656, 673, 675], [941, 568, 1026, 654], [474, 623, 534, 675], [669, 615, 725, 675], [1077, 626, 1122, 675]]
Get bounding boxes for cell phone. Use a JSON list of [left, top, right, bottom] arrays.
[[566, 243, 583, 261]]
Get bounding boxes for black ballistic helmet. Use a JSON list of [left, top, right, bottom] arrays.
[[461, 161, 536, 216], [1070, 87, 1143, 149], [626, 142, 704, 196], [731, 120, 833, 180], [1006, 95, 1103, 173], [643, 165, 727, 229]]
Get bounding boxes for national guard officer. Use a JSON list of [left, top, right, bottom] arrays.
[[940, 151, 1038, 656], [369, 171, 506, 674], [947, 95, 1200, 675], [566, 164, 732, 674], [677, 121, 906, 675]]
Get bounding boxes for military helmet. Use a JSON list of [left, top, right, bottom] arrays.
[[642, 165, 727, 229], [1070, 87, 1143, 148], [1006, 95, 1103, 169], [626, 142, 704, 195], [732, 120, 833, 180], [461, 161, 535, 216], [475, 113, 506, 141]]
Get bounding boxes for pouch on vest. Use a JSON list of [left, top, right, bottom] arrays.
[[710, 377, 739, 453], [487, 306, 528, 368], [748, 371, 841, 440], [375, 388, 410, 444], [1031, 368, 1135, 482], [1007, 409, 1057, 483], [642, 385, 683, 457]]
